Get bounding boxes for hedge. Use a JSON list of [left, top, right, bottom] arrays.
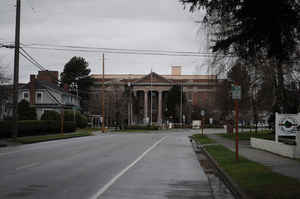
[[40, 110, 88, 129], [64, 110, 88, 129], [125, 125, 160, 130], [41, 110, 61, 121], [0, 120, 76, 138]]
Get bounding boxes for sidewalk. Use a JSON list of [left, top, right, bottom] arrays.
[[206, 134, 300, 181]]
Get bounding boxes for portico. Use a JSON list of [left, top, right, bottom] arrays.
[[132, 73, 172, 124], [89, 66, 219, 127], [134, 89, 168, 124]]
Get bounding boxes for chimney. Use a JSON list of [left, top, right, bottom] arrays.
[[29, 75, 36, 105], [37, 70, 59, 84], [171, 66, 182, 76]]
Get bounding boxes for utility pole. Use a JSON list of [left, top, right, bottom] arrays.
[[150, 69, 153, 125], [12, 0, 21, 138], [101, 53, 105, 133], [180, 82, 183, 128]]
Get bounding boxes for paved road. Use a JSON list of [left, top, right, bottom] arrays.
[[0, 130, 213, 199]]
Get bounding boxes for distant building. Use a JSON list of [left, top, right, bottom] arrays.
[[0, 71, 80, 120], [89, 66, 221, 125]]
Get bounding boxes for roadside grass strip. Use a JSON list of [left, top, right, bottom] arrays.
[[191, 134, 216, 144], [76, 128, 101, 133], [220, 130, 274, 141], [16, 132, 92, 144], [205, 145, 300, 199]]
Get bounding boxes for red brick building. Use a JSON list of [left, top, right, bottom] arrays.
[[89, 66, 220, 125]]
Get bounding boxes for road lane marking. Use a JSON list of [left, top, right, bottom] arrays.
[[90, 136, 167, 199], [16, 162, 39, 171]]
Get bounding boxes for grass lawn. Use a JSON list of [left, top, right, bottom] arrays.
[[16, 130, 93, 144], [220, 130, 274, 141], [191, 134, 216, 145], [76, 128, 101, 133], [205, 145, 300, 199]]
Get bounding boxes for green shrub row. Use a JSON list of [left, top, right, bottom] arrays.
[[205, 124, 224, 128], [41, 110, 88, 129], [0, 120, 76, 138], [125, 125, 160, 130]]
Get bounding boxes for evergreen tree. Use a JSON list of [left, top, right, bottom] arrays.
[[17, 100, 37, 120]]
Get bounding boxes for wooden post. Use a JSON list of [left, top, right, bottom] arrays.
[[61, 106, 64, 134], [235, 99, 239, 161], [201, 117, 204, 136]]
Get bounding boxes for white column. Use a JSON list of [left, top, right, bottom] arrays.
[[144, 90, 148, 123], [158, 91, 162, 124]]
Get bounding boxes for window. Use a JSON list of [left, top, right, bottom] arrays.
[[36, 92, 43, 104], [23, 92, 29, 101], [187, 92, 192, 102], [197, 95, 201, 105]]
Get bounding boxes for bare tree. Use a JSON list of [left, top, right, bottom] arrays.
[[0, 61, 11, 120]]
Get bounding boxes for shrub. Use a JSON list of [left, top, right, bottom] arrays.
[[125, 125, 159, 130], [17, 99, 37, 120], [41, 110, 61, 121], [64, 110, 88, 128], [77, 114, 88, 128], [0, 120, 76, 137], [63, 121, 76, 133], [64, 110, 75, 122], [0, 120, 13, 138]]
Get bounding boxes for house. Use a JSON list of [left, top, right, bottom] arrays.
[[0, 71, 80, 120]]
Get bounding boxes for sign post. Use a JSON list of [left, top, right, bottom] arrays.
[[201, 110, 205, 136], [232, 84, 241, 161]]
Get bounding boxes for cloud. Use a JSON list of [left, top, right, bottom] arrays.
[[0, 0, 208, 83]]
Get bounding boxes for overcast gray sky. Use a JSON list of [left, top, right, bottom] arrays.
[[0, 0, 209, 83]]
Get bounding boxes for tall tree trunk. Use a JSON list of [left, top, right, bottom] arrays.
[[276, 60, 286, 113]]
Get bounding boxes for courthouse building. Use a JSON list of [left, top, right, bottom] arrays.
[[89, 66, 220, 125]]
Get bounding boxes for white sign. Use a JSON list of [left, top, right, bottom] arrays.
[[275, 113, 300, 138], [232, 84, 241, 100], [201, 110, 205, 116], [192, 120, 201, 129]]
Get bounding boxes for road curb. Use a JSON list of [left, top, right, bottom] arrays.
[[189, 137, 249, 199]]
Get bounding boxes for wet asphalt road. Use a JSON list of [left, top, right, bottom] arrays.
[[0, 130, 213, 199]]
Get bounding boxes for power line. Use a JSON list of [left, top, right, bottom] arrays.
[[21, 42, 215, 55], [20, 48, 46, 71], [2, 40, 237, 57], [22, 46, 221, 57], [19, 48, 96, 96]]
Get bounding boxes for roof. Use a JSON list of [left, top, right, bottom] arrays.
[[134, 72, 171, 84], [91, 73, 217, 80], [21, 80, 72, 94]]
